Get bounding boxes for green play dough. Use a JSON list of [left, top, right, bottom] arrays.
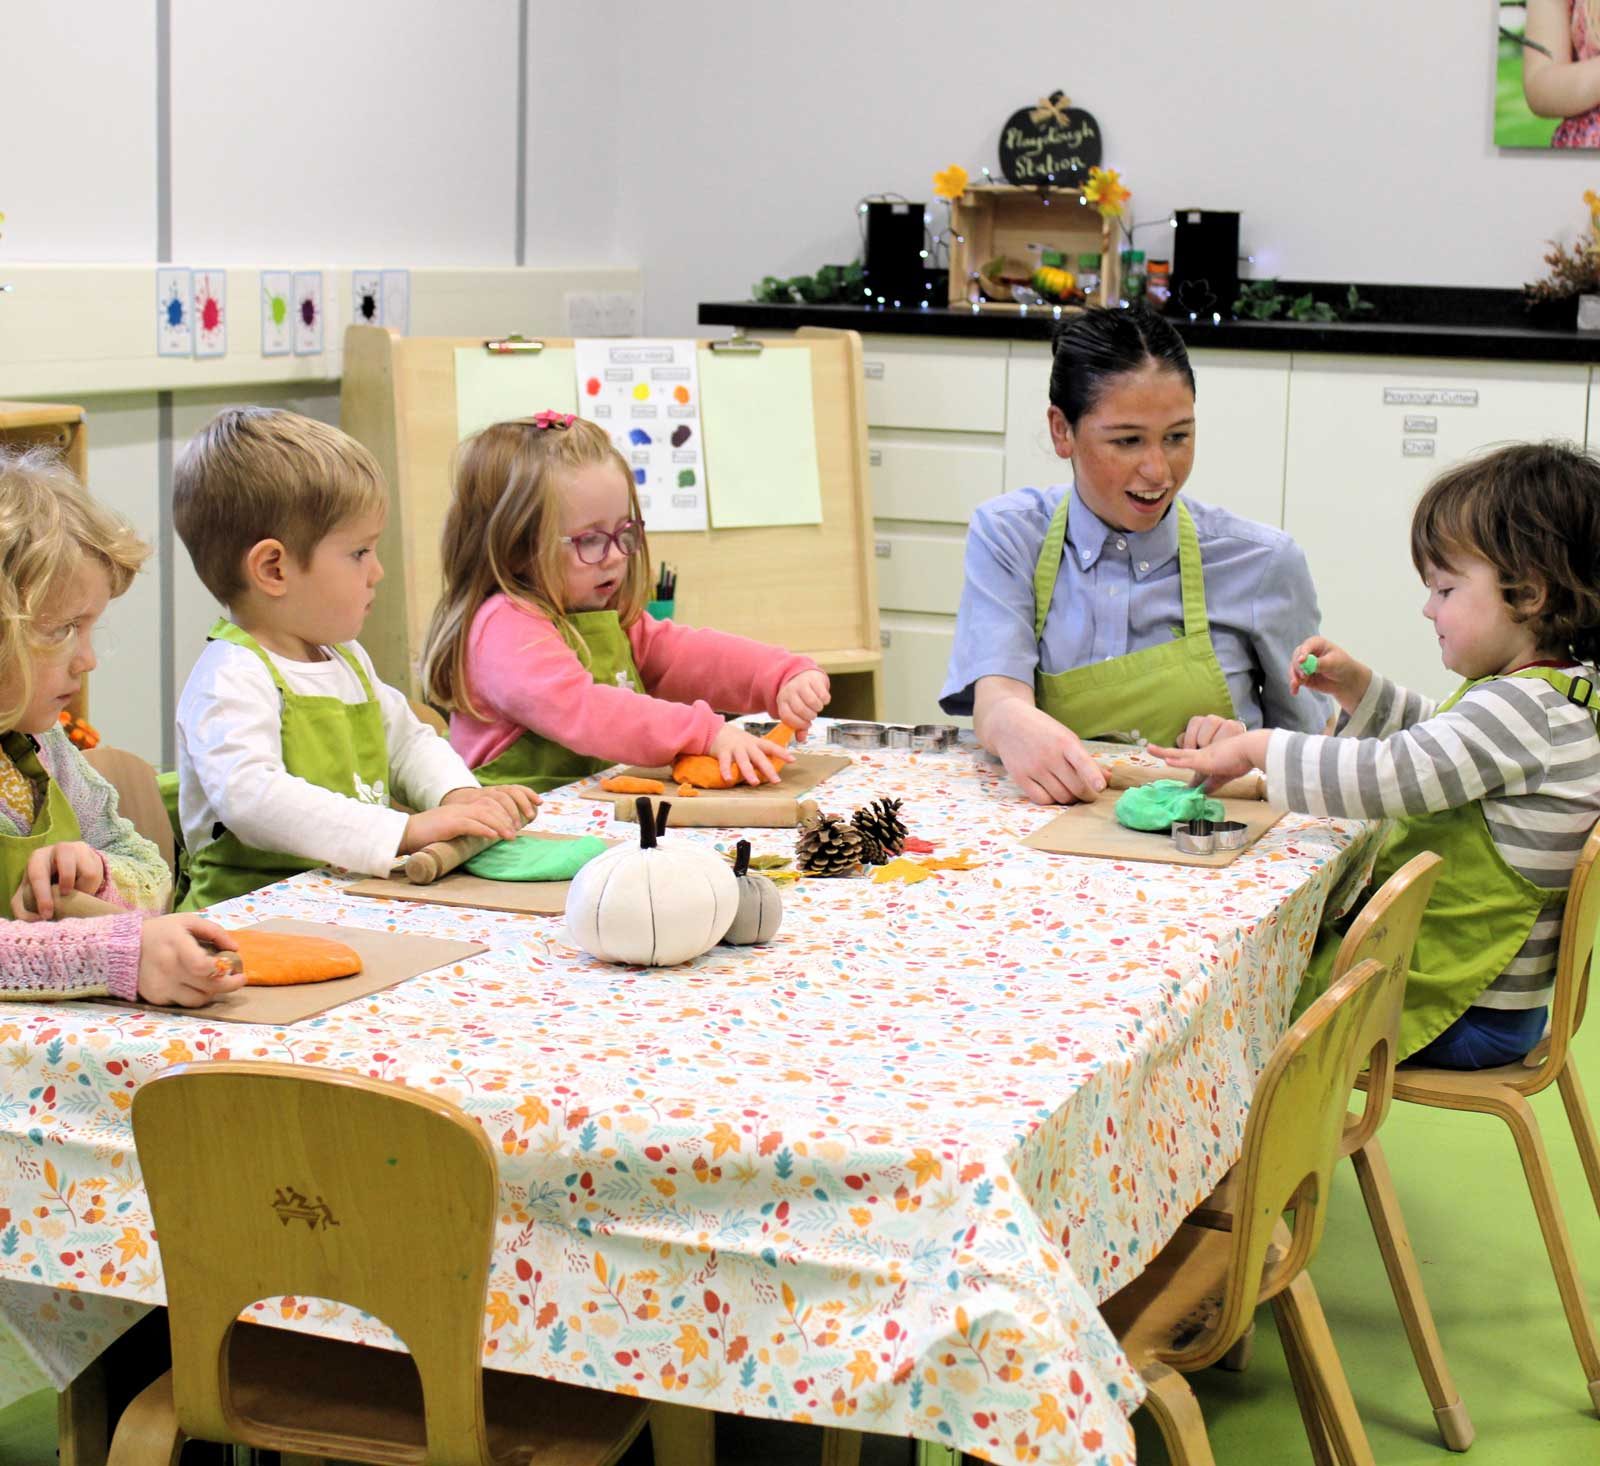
[[1113, 780, 1225, 832], [464, 835, 609, 881]]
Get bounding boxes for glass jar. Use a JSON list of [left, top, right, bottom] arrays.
[[1121, 249, 1146, 305], [1076, 253, 1101, 302], [1146, 259, 1171, 308]]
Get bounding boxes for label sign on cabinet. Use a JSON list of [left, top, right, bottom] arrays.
[[1403, 415, 1438, 433], [1383, 388, 1479, 407], [869, 448, 883, 467], [1402, 437, 1436, 457], [880, 630, 893, 647], [864, 361, 886, 380], [875, 539, 891, 558]]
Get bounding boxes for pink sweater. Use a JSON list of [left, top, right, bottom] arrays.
[[0, 726, 168, 1002], [451, 596, 819, 771]]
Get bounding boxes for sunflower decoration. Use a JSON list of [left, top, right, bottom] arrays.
[[1083, 166, 1131, 220], [1585, 189, 1600, 252], [932, 164, 970, 202]]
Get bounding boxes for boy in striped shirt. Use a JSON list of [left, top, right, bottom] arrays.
[[1156, 441, 1600, 1069]]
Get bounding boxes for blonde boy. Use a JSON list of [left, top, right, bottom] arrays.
[[173, 408, 537, 909]]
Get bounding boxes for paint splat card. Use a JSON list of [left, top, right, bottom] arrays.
[[574, 339, 707, 533], [156, 268, 193, 357], [192, 269, 227, 358]]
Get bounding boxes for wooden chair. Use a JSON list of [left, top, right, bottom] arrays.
[[1380, 820, 1600, 1418], [409, 698, 450, 738], [1191, 851, 1474, 1450], [106, 1060, 710, 1466], [1096, 956, 1397, 1466], [83, 745, 175, 878]]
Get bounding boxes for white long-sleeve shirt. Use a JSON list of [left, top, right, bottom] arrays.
[[176, 637, 478, 877], [1266, 668, 1600, 1010]]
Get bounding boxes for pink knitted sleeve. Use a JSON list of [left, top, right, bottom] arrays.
[[0, 915, 144, 1001]]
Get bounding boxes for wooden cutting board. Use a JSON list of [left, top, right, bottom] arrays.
[[1023, 791, 1286, 868], [596, 752, 850, 827], [345, 831, 618, 915]]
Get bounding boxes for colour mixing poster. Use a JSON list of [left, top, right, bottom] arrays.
[[574, 339, 706, 533]]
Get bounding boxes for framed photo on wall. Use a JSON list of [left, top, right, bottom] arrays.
[[1498, 1, 1600, 147]]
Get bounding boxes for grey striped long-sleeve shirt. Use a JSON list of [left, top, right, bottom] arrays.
[[1265, 668, 1600, 1010]]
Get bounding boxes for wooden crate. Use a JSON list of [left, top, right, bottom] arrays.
[[947, 184, 1121, 311]]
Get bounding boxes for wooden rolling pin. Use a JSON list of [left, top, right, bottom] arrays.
[[403, 832, 499, 885], [16, 887, 243, 974], [1102, 758, 1268, 802]]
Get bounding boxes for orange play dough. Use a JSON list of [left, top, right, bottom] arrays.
[[600, 775, 666, 794], [671, 725, 796, 789], [227, 929, 363, 987]]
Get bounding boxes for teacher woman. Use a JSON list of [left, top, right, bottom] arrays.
[[939, 307, 1328, 804]]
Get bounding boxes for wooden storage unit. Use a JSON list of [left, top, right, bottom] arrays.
[[948, 184, 1121, 311]]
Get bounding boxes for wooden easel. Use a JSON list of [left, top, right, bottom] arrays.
[[340, 325, 883, 719], [0, 401, 92, 723]]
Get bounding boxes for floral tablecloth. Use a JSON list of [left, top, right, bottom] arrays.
[[0, 741, 1376, 1463]]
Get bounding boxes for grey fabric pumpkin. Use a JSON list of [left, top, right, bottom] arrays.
[[724, 840, 782, 946]]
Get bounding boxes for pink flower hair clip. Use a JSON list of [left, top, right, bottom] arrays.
[[531, 409, 576, 430]]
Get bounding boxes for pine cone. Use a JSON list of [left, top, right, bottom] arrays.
[[851, 797, 906, 864], [796, 811, 864, 877]]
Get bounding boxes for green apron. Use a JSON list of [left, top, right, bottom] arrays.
[[180, 620, 391, 911], [1298, 666, 1600, 1058], [1031, 496, 1236, 748], [474, 610, 643, 793], [0, 732, 85, 909]]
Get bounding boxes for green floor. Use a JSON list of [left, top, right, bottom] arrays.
[[4, 1016, 1597, 1465]]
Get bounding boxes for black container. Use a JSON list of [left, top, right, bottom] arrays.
[[864, 200, 927, 306], [1171, 209, 1240, 319], [1525, 295, 1580, 332]]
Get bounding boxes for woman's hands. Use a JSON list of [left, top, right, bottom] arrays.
[[1178, 714, 1246, 749], [979, 692, 1107, 805], [1148, 728, 1272, 794]]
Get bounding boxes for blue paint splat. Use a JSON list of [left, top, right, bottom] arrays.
[[628, 427, 653, 446], [633, 467, 647, 486], [165, 296, 186, 328]]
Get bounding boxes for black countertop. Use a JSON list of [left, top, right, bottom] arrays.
[[698, 299, 1600, 365]]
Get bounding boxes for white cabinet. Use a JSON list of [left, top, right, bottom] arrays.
[[868, 428, 1005, 523], [879, 614, 958, 726], [1283, 357, 1591, 700], [860, 338, 1009, 433]]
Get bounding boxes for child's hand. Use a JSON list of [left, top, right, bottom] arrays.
[[136, 915, 245, 1007], [710, 724, 796, 786], [1289, 636, 1372, 715], [774, 670, 830, 733], [443, 783, 540, 829], [1178, 715, 1247, 750], [399, 799, 522, 855], [1148, 729, 1271, 794], [10, 842, 107, 921]]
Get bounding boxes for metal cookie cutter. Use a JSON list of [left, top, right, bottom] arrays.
[[1212, 820, 1249, 850], [1172, 819, 1216, 855], [828, 721, 886, 750], [883, 725, 915, 749], [912, 724, 955, 751]]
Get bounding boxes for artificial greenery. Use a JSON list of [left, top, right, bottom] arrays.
[[1231, 279, 1375, 323], [752, 261, 866, 305], [1524, 237, 1600, 306]]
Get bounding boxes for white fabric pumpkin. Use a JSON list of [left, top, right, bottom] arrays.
[[724, 840, 783, 946], [566, 798, 737, 966]]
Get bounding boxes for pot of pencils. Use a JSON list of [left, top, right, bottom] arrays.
[[648, 562, 676, 620]]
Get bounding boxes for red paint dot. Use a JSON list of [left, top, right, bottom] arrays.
[[200, 296, 221, 332], [585, 377, 602, 396]]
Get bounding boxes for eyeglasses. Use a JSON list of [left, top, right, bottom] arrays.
[[560, 519, 644, 565], [37, 621, 116, 663]]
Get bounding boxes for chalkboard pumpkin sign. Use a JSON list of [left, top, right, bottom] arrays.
[[998, 92, 1102, 187]]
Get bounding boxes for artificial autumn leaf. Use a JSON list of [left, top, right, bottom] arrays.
[[920, 850, 984, 871], [1083, 166, 1131, 220], [932, 164, 970, 201], [869, 857, 932, 886]]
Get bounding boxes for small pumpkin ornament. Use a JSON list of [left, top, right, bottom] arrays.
[[565, 798, 737, 966], [724, 839, 783, 946]]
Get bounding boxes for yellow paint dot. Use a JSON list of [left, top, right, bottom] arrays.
[[632, 382, 650, 400]]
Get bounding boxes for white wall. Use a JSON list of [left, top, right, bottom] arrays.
[[609, 0, 1597, 333]]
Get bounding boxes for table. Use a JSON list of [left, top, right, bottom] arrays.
[[0, 741, 1376, 1463]]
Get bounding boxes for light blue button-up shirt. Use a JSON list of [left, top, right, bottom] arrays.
[[940, 485, 1331, 732]]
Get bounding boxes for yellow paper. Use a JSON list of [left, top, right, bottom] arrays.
[[870, 858, 933, 885], [696, 347, 823, 529], [455, 347, 579, 441]]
